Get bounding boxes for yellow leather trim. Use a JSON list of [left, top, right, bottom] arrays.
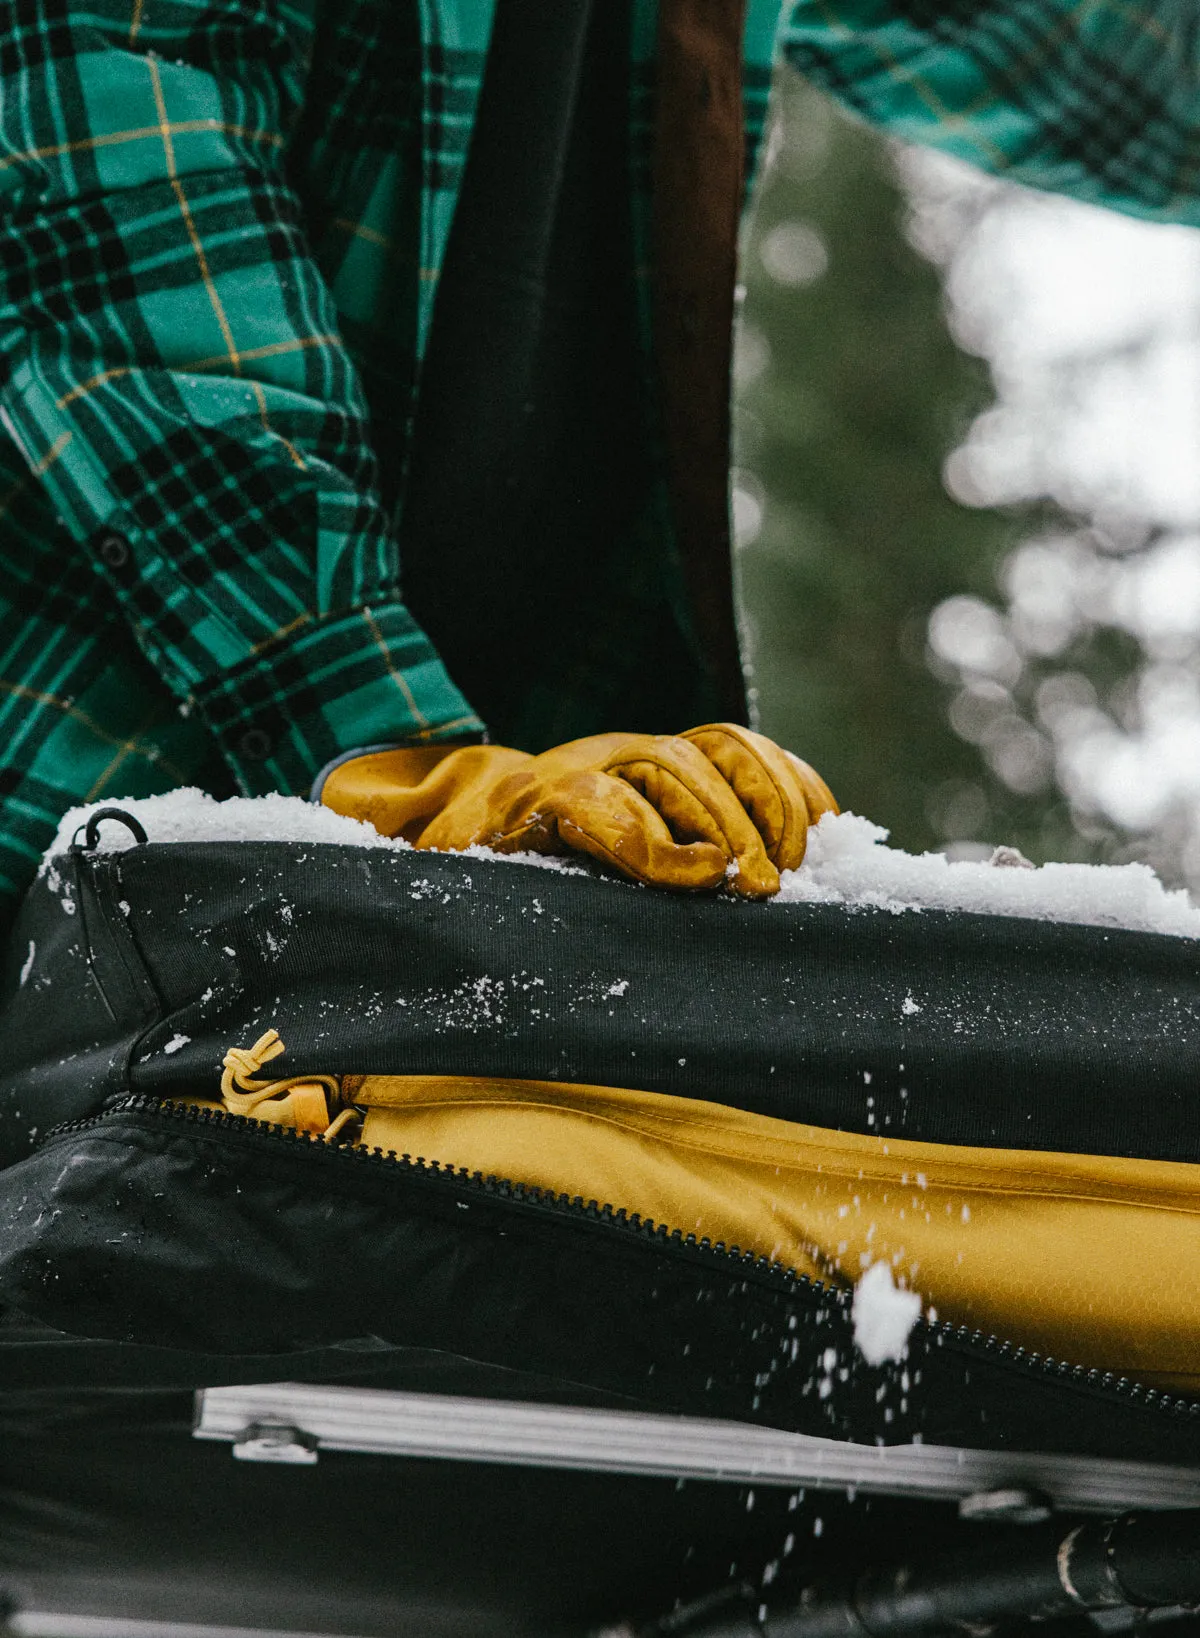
[[356, 1074, 1200, 1385]]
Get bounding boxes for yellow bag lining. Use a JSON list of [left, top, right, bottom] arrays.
[[190, 1035, 1200, 1388], [351, 1074, 1200, 1387]]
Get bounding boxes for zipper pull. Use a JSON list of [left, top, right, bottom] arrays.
[[220, 1028, 354, 1141]]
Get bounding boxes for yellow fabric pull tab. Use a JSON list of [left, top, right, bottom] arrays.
[[219, 1029, 349, 1139], [241, 1081, 334, 1135]]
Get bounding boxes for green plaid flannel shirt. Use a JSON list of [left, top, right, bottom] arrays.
[[0, 0, 1198, 926]]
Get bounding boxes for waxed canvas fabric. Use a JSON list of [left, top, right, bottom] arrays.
[[6, 837, 1200, 1167], [5, 831, 1200, 1611]]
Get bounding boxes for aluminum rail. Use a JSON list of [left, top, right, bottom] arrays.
[[4, 1618, 364, 1638], [194, 1383, 1200, 1513]]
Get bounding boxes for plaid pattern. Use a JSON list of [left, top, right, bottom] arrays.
[[0, 0, 781, 922], [0, 0, 1196, 924], [780, 0, 1200, 222], [0, 0, 490, 916]]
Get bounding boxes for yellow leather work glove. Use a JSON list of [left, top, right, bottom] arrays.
[[319, 725, 837, 898]]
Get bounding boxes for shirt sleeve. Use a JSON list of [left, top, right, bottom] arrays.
[[0, 0, 483, 799], [779, 0, 1200, 227]]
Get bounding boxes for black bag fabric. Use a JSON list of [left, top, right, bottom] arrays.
[[6, 827, 1200, 1162], [3, 823, 1200, 1471], [0, 1322, 1053, 1638]]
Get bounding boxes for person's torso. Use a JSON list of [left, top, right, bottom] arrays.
[[286, 0, 783, 746]]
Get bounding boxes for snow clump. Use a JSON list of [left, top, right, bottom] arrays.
[[779, 811, 1200, 939], [852, 1261, 922, 1365], [45, 789, 584, 875], [45, 793, 1200, 936]]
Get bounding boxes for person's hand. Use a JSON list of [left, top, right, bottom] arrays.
[[318, 725, 837, 898]]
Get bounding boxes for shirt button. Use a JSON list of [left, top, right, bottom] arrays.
[[98, 532, 130, 569], [238, 727, 273, 761]]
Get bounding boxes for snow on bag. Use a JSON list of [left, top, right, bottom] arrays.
[[48, 788, 1200, 937]]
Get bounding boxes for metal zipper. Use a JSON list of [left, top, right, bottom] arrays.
[[40, 1096, 1200, 1423]]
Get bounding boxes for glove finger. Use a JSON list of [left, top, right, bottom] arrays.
[[603, 737, 780, 898], [682, 723, 834, 875], [786, 750, 839, 824], [491, 771, 729, 891], [327, 745, 533, 845]]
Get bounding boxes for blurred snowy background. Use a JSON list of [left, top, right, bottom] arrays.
[[737, 74, 1200, 888]]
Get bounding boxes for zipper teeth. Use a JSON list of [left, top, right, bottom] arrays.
[[60, 1096, 822, 1289], [48, 1097, 1200, 1421]]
